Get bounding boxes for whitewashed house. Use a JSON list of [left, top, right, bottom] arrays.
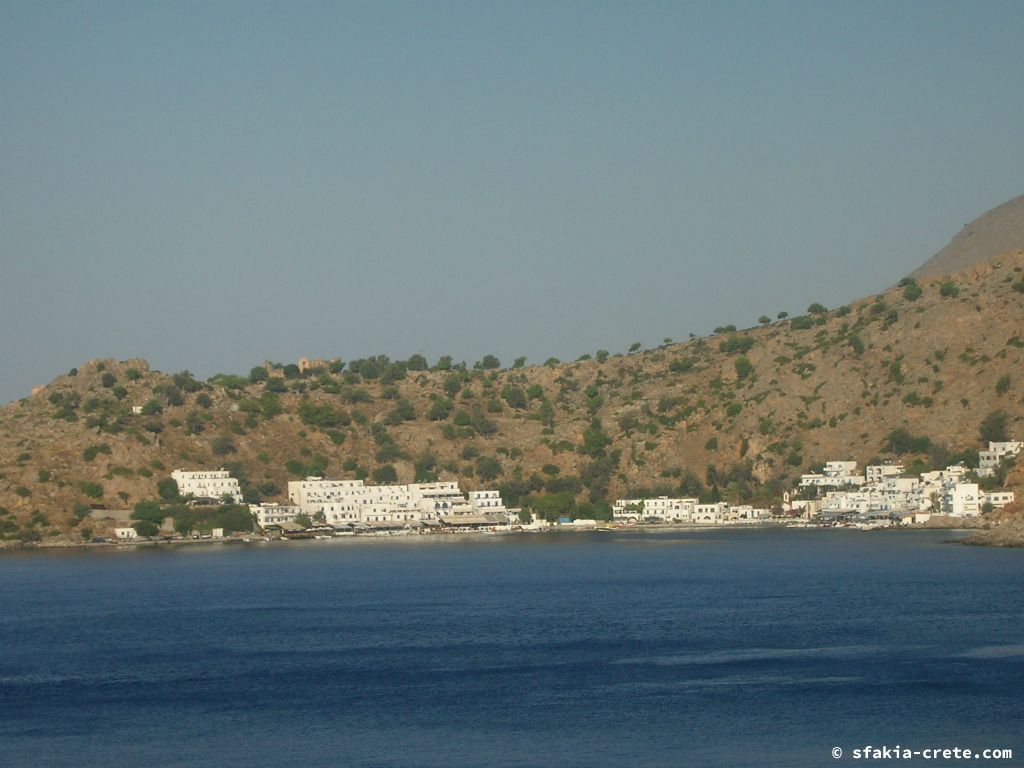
[[251, 503, 304, 528], [612, 497, 698, 522], [977, 441, 1022, 478], [409, 481, 475, 517], [982, 490, 1016, 510], [799, 461, 864, 489], [694, 502, 728, 523], [945, 483, 981, 517], [171, 469, 242, 504], [865, 463, 904, 483], [468, 490, 507, 513], [291, 477, 504, 528], [287, 478, 365, 509]]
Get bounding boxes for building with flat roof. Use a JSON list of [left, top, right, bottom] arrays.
[[171, 469, 242, 504]]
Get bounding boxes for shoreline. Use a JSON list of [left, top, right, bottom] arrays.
[[0, 519, 998, 554]]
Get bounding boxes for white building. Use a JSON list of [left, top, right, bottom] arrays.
[[694, 502, 729, 523], [866, 463, 903, 483], [410, 481, 475, 516], [612, 497, 698, 523], [982, 490, 1016, 510], [287, 478, 365, 508], [978, 441, 1022, 478], [171, 469, 243, 504], [799, 461, 865, 488], [291, 477, 505, 528], [945, 483, 981, 517], [726, 505, 771, 523], [469, 490, 507, 513], [114, 527, 138, 540], [251, 503, 304, 528]]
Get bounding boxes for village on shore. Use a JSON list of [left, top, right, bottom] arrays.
[[91, 439, 1020, 545]]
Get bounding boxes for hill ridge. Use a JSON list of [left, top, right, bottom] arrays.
[[1, 250, 1022, 543], [911, 194, 1024, 279]]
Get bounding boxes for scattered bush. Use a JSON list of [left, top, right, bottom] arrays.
[[82, 444, 112, 462], [80, 482, 104, 499]]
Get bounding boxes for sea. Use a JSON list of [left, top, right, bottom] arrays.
[[1, 528, 1022, 768]]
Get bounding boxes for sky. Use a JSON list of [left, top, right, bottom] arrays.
[[2, 1, 1023, 403]]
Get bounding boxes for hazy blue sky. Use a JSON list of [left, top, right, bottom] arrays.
[[2, 1, 1023, 403]]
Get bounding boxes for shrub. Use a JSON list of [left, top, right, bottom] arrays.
[[141, 399, 163, 416], [386, 399, 416, 423], [264, 377, 288, 393], [83, 444, 112, 462], [791, 316, 814, 330], [477, 355, 501, 370], [297, 401, 351, 429], [996, 374, 1011, 395], [980, 410, 1009, 443], [502, 386, 528, 409], [884, 429, 932, 455], [133, 520, 159, 537], [719, 335, 755, 355], [371, 465, 398, 484], [734, 357, 754, 380], [80, 482, 104, 499], [212, 436, 236, 455], [939, 281, 959, 298], [132, 500, 165, 524], [157, 478, 180, 501], [475, 455, 502, 482]]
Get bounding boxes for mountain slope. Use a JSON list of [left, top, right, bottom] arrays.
[[912, 195, 1024, 279], [1, 251, 1023, 543]]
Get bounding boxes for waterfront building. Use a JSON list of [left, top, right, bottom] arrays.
[[612, 497, 697, 522], [468, 490, 507, 513], [251, 503, 304, 528], [287, 478, 365, 508], [982, 490, 1016, 510], [290, 476, 506, 528], [944, 483, 981, 518], [694, 502, 728, 523]]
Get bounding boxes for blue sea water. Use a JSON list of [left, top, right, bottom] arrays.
[[0, 528, 1022, 767]]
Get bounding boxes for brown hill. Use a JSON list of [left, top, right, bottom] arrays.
[[912, 195, 1024, 279], [1, 251, 1023, 544]]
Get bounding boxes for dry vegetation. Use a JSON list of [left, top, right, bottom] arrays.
[[2, 251, 1023, 544]]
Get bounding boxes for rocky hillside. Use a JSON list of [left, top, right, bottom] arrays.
[[912, 195, 1024, 279], [1, 251, 1023, 543]]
